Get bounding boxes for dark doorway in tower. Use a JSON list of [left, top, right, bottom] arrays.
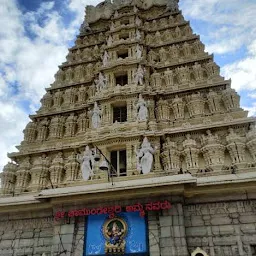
[[113, 105, 127, 123], [117, 48, 129, 59], [110, 150, 127, 177], [115, 73, 128, 86]]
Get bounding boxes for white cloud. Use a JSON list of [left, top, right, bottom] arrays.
[[0, 0, 94, 169]]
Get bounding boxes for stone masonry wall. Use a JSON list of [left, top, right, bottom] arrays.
[[148, 203, 189, 256], [0, 210, 53, 256], [184, 200, 256, 256]]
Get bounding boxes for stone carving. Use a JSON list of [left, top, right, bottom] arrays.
[[107, 35, 113, 46], [183, 25, 193, 36], [186, 92, 205, 118], [30, 154, 50, 191], [65, 67, 74, 83], [164, 68, 174, 87], [135, 16, 142, 26], [65, 113, 77, 137], [159, 47, 168, 62], [192, 62, 204, 81], [171, 95, 185, 119], [182, 42, 191, 57], [37, 118, 49, 142], [49, 152, 64, 186], [102, 51, 109, 66], [175, 26, 182, 38], [74, 65, 85, 82], [207, 90, 222, 113], [226, 128, 246, 166], [63, 87, 77, 105], [80, 19, 91, 33], [169, 44, 179, 59], [95, 72, 108, 92], [201, 130, 225, 171], [40, 91, 52, 110], [135, 44, 143, 59], [148, 49, 158, 63], [77, 86, 88, 103], [49, 115, 65, 139], [182, 134, 199, 171], [193, 40, 205, 54], [53, 89, 63, 107], [205, 60, 220, 78], [246, 125, 256, 162], [0, 162, 17, 195], [77, 146, 95, 180], [23, 121, 37, 143], [222, 87, 240, 111], [54, 69, 64, 85], [176, 66, 190, 84], [77, 112, 89, 133], [136, 94, 148, 122], [65, 152, 80, 181], [135, 29, 141, 40], [157, 99, 170, 121], [161, 137, 180, 172], [16, 157, 31, 193], [91, 102, 102, 129], [166, 0, 179, 12], [134, 65, 145, 85], [136, 137, 155, 174], [151, 71, 162, 88]]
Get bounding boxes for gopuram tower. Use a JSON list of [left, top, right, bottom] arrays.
[[1, 1, 256, 256]]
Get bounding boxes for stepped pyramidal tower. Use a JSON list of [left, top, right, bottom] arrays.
[[1, 1, 256, 256]]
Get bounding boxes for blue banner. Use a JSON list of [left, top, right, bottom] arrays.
[[84, 212, 148, 255]]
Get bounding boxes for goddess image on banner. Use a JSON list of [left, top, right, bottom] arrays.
[[84, 212, 148, 256]]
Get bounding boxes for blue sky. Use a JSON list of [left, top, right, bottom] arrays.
[[0, 0, 256, 170]]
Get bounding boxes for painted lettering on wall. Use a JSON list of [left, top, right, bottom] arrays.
[[55, 200, 171, 220]]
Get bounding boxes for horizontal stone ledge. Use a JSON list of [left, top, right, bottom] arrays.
[[36, 174, 196, 199]]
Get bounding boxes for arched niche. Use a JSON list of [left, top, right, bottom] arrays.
[[191, 247, 209, 256]]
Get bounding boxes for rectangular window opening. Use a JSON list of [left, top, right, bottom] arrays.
[[115, 74, 128, 86], [113, 105, 127, 123], [117, 49, 129, 59], [119, 33, 129, 40], [110, 150, 127, 177]]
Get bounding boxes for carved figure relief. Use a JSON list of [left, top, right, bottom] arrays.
[[182, 134, 199, 171], [90, 102, 102, 129], [77, 146, 95, 180], [65, 152, 80, 181], [49, 152, 64, 185], [226, 128, 246, 165], [201, 130, 225, 170], [134, 65, 145, 86], [136, 94, 148, 122], [136, 137, 155, 174]]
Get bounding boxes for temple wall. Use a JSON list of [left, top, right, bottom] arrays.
[[0, 199, 256, 256], [0, 210, 53, 256], [184, 200, 256, 256]]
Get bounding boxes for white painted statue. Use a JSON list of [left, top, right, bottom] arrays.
[[136, 94, 148, 121], [91, 102, 102, 129], [136, 137, 155, 174], [135, 44, 143, 59], [95, 72, 107, 92], [77, 146, 95, 181], [102, 51, 109, 66], [134, 65, 145, 85], [107, 35, 113, 46], [135, 29, 141, 40]]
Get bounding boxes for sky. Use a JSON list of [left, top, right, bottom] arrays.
[[0, 0, 256, 171]]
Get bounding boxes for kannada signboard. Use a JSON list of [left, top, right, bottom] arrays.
[[55, 200, 171, 220]]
